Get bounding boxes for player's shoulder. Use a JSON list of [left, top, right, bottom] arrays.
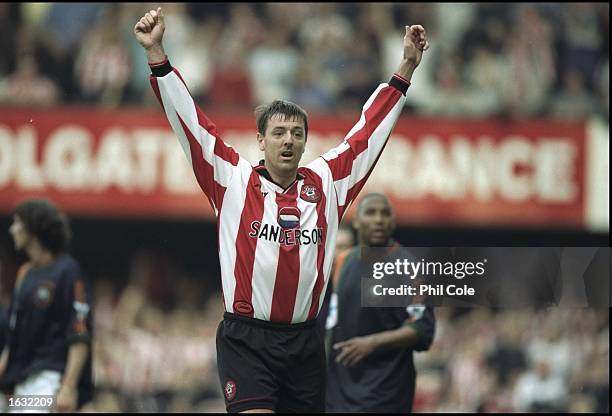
[[54, 254, 84, 278], [55, 253, 79, 267], [300, 158, 330, 178], [16, 262, 32, 280], [337, 246, 360, 268]]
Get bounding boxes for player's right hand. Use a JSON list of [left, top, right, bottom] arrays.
[[134, 7, 165, 49]]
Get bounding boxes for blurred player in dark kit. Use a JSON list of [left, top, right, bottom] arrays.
[[0, 199, 93, 412], [326, 193, 435, 413]]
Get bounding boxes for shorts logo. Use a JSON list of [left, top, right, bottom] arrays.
[[277, 206, 301, 229], [233, 300, 253, 315], [300, 184, 322, 203], [224, 380, 237, 401], [33, 281, 55, 309]]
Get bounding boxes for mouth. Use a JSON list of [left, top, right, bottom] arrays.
[[280, 150, 294, 160]]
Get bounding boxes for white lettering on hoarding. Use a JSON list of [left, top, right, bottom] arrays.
[[536, 139, 577, 202], [16, 126, 45, 190], [497, 136, 532, 202], [45, 126, 92, 191], [0, 127, 13, 187], [0, 124, 580, 205]]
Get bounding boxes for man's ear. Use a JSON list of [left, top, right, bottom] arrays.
[[256, 132, 265, 151]]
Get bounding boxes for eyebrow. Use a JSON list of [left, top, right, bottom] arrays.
[[272, 126, 304, 130]]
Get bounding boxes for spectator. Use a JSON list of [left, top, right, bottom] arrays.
[[501, 5, 556, 118], [247, 25, 298, 105], [292, 58, 335, 111], [549, 70, 598, 121], [0, 4, 21, 76], [74, 6, 131, 106], [0, 51, 60, 106], [559, 3, 605, 90], [419, 55, 493, 118], [38, 3, 106, 101], [512, 359, 567, 412]]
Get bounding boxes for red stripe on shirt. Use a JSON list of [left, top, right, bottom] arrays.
[[269, 191, 301, 323], [150, 76, 162, 106], [326, 86, 402, 181], [307, 171, 328, 320], [232, 170, 264, 317], [337, 135, 391, 219], [194, 108, 240, 166], [177, 114, 225, 212]]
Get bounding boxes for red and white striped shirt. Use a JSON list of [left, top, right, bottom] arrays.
[[150, 61, 409, 323]]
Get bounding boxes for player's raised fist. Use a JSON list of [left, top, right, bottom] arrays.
[[403, 25, 429, 67], [134, 7, 165, 49]]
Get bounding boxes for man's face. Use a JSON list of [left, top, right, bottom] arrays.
[[354, 196, 395, 247], [257, 114, 306, 176], [9, 215, 30, 251]]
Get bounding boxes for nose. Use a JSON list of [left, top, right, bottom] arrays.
[[282, 131, 295, 145], [372, 212, 385, 224]]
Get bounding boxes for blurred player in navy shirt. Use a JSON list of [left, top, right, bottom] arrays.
[[0, 199, 93, 412]]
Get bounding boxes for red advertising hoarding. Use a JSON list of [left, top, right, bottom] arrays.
[[0, 107, 586, 227]]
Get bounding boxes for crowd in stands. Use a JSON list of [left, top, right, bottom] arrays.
[[0, 3, 608, 120]]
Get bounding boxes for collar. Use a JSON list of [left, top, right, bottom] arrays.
[[255, 160, 305, 191]]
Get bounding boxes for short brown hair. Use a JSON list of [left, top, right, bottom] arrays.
[[255, 100, 308, 139]]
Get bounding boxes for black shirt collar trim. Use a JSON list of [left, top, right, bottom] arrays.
[[255, 160, 304, 191]]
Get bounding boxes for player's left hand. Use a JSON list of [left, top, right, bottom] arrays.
[[334, 335, 378, 367], [55, 385, 78, 412]]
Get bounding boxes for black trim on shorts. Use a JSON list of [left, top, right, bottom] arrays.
[[223, 312, 316, 331]]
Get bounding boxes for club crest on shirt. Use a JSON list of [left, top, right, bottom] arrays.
[[224, 379, 237, 401], [300, 184, 322, 203], [33, 281, 55, 309], [277, 206, 301, 229], [233, 300, 253, 315]]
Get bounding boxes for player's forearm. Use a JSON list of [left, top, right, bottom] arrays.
[[145, 43, 167, 65], [60, 342, 89, 389], [370, 324, 420, 350], [0, 347, 9, 378], [395, 59, 418, 84]]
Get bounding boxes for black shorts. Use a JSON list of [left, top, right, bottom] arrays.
[[216, 312, 326, 413]]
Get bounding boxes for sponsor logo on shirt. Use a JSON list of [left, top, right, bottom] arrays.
[[277, 206, 301, 229], [249, 221, 324, 246]]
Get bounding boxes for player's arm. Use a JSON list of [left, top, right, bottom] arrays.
[[56, 343, 88, 412], [334, 306, 435, 367], [0, 263, 30, 380], [55, 267, 93, 412], [312, 25, 428, 219], [134, 8, 241, 215], [0, 346, 8, 379]]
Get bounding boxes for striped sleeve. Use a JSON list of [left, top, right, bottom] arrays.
[[311, 76, 408, 219], [149, 61, 241, 215]]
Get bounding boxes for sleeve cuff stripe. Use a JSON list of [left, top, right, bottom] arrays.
[[150, 60, 173, 77], [149, 57, 169, 67]]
